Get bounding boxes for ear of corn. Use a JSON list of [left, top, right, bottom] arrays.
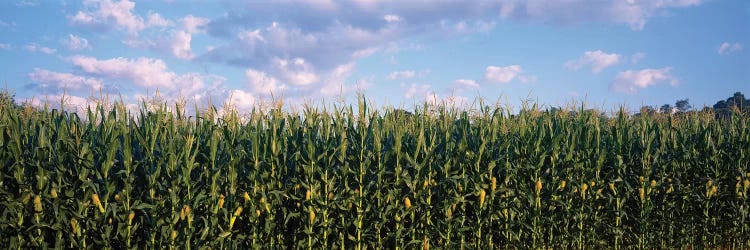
[[0, 92, 749, 249]]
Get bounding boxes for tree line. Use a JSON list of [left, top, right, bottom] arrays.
[[637, 92, 748, 118]]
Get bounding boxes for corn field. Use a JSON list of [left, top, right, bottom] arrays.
[[1, 95, 749, 249]]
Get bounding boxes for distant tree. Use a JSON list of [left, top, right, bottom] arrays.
[[675, 98, 692, 113], [713, 100, 727, 110], [731, 92, 749, 110], [660, 104, 672, 114], [713, 92, 749, 118]]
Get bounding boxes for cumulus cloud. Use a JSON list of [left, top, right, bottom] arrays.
[[27, 94, 94, 113], [565, 50, 621, 73], [453, 79, 480, 90], [28, 68, 103, 91], [169, 31, 195, 60], [71, 55, 174, 89], [485, 65, 534, 83], [566, 0, 705, 30], [203, 16, 406, 75], [24, 43, 56, 54], [0, 43, 10, 50], [118, 14, 208, 60], [62, 34, 91, 51], [320, 62, 360, 96], [224, 89, 259, 113], [207, 1, 705, 42], [192, 0, 703, 102], [271, 57, 320, 86], [166, 15, 208, 60], [383, 14, 402, 23], [718, 42, 742, 55], [69, 0, 170, 35], [204, 21, 401, 73], [146, 13, 172, 28], [387, 70, 416, 80], [610, 67, 678, 94], [70, 55, 225, 99], [45, 0, 707, 109], [245, 69, 285, 95], [181, 15, 208, 33]]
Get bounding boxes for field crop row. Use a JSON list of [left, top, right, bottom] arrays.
[[1, 97, 749, 249]]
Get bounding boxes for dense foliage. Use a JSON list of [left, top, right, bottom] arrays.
[[1, 94, 749, 249], [713, 92, 750, 118]]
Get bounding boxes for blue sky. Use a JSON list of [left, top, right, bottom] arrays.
[[0, 0, 748, 113]]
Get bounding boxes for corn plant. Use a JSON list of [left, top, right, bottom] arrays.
[[0, 90, 749, 249]]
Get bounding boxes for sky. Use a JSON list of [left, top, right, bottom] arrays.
[[0, 0, 748, 114]]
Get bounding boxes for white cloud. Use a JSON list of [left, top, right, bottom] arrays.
[[71, 55, 173, 89], [610, 67, 678, 94], [631, 52, 646, 64], [320, 62, 358, 96], [204, 20, 401, 75], [604, 0, 705, 30], [166, 15, 208, 60], [224, 89, 259, 114], [181, 15, 208, 34], [28, 68, 103, 91], [146, 13, 172, 28], [384, 14, 402, 23], [718, 42, 742, 55], [326, 0, 705, 32], [63, 34, 91, 51], [69, 0, 169, 35], [27, 94, 94, 113], [264, 22, 320, 53], [245, 69, 285, 95], [24, 43, 56, 54], [46, 1, 708, 108], [0, 43, 10, 50], [70, 55, 224, 99], [123, 14, 207, 60], [170, 30, 194, 59], [271, 57, 319, 86], [387, 70, 416, 80], [403, 83, 432, 99], [485, 65, 530, 83], [565, 50, 621, 73], [237, 29, 265, 49], [453, 79, 480, 90]]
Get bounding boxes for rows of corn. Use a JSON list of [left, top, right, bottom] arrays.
[[1, 96, 749, 249]]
